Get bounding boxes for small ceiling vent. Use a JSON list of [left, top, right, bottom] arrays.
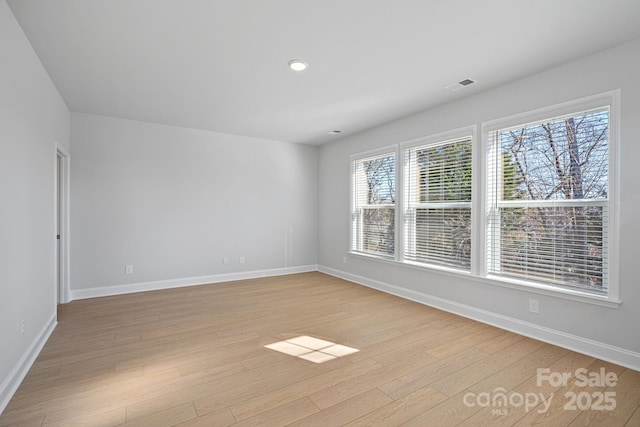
[[445, 78, 476, 91]]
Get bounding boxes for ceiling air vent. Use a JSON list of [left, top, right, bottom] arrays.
[[445, 78, 476, 91]]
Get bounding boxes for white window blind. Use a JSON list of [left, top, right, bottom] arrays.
[[487, 107, 609, 293], [351, 152, 396, 257], [405, 137, 472, 270]]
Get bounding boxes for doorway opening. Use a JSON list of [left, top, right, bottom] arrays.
[[55, 144, 70, 304]]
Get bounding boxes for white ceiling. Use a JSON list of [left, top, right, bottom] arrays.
[[7, 0, 640, 145]]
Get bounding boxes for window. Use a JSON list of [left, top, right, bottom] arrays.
[[404, 137, 472, 270], [487, 106, 611, 294], [348, 92, 617, 303], [351, 151, 396, 257]]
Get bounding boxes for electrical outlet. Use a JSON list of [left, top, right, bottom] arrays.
[[239, 256, 245, 264], [20, 320, 25, 337], [528, 299, 539, 314], [343, 255, 347, 264], [125, 265, 134, 274], [223, 257, 229, 265]]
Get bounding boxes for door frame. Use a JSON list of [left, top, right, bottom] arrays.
[[55, 142, 70, 304]]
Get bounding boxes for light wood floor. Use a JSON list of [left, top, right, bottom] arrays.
[[1, 272, 639, 426]]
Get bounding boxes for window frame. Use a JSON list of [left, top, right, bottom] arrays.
[[401, 127, 477, 272], [350, 146, 398, 259], [347, 91, 619, 307], [480, 90, 620, 303]]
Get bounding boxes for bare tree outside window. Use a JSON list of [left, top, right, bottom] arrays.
[[489, 108, 609, 291], [352, 154, 395, 257]]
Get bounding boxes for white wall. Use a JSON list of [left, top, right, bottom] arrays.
[[2, 0, 639, 411], [70, 114, 318, 295], [0, 0, 70, 411], [318, 39, 640, 368]]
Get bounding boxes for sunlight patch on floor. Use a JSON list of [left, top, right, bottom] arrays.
[[264, 335, 359, 363]]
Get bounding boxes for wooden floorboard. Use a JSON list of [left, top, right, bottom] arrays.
[[1, 272, 638, 426]]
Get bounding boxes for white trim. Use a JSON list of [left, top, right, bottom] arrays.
[[399, 126, 476, 151], [350, 146, 398, 258], [318, 265, 639, 371], [496, 199, 608, 208], [481, 90, 620, 302], [347, 250, 619, 308], [607, 90, 621, 302], [481, 90, 620, 133], [54, 142, 71, 304], [0, 313, 57, 415], [346, 91, 620, 304], [401, 130, 475, 270], [471, 124, 485, 278], [69, 265, 318, 300], [395, 144, 404, 263], [349, 144, 398, 162]]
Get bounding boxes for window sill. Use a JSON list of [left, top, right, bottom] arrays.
[[347, 251, 621, 309]]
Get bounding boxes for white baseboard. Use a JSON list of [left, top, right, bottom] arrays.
[[319, 265, 640, 372], [70, 264, 319, 300], [0, 312, 57, 415]]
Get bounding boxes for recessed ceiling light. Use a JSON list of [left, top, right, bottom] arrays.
[[288, 59, 308, 71]]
